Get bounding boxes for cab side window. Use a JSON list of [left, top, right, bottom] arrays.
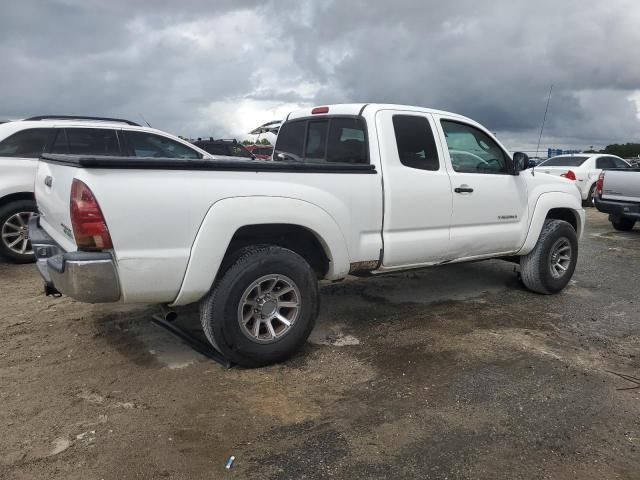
[[0, 128, 56, 158], [441, 120, 509, 174], [124, 131, 202, 159], [392, 115, 439, 171]]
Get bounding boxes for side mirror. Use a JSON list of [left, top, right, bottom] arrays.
[[513, 151, 529, 173], [527, 159, 537, 169]]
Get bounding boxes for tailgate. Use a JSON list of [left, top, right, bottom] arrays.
[[602, 170, 640, 203], [34, 159, 79, 252]]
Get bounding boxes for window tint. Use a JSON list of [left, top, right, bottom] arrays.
[[126, 131, 201, 159], [392, 115, 439, 171], [305, 121, 328, 162], [275, 117, 368, 164], [596, 157, 616, 169], [274, 120, 305, 161], [539, 156, 588, 167], [65, 128, 120, 155], [50, 130, 69, 154], [0, 128, 55, 158], [326, 118, 367, 164], [441, 120, 508, 174]]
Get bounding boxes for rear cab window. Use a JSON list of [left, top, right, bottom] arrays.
[[274, 117, 368, 164]]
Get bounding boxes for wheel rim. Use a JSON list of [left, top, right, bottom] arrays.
[[1, 211, 36, 256], [237, 274, 301, 344], [549, 237, 572, 279]]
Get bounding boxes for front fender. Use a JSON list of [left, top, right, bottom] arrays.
[[171, 196, 350, 306], [516, 191, 585, 256]]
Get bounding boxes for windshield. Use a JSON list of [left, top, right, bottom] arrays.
[[538, 156, 589, 167]]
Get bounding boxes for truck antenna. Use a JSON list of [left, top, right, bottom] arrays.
[[534, 84, 554, 175]]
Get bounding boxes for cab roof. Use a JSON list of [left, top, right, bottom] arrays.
[[286, 103, 473, 123]]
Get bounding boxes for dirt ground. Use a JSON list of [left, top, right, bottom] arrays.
[[1, 209, 639, 479]]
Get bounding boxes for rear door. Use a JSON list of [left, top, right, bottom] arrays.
[[435, 116, 529, 258], [0, 127, 56, 193], [377, 110, 453, 267]]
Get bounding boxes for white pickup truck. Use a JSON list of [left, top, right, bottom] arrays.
[[594, 167, 640, 231], [31, 104, 585, 367]]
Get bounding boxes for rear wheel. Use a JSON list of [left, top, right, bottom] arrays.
[[520, 219, 578, 294], [200, 245, 319, 367], [611, 217, 635, 231], [583, 184, 596, 208], [0, 200, 38, 263]]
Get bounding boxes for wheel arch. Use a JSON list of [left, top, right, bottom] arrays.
[[516, 192, 584, 256], [171, 196, 350, 306], [0, 192, 35, 210]]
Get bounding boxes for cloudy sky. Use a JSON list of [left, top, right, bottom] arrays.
[[2, 0, 640, 151]]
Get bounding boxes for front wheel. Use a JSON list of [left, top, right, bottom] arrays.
[[520, 219, 578, 294], [200, 245, 319, 367], [0, 200, 38, 263], [611, 217, 635, 231]]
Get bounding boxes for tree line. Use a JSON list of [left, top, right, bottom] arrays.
[[585, 143, 640, 158]]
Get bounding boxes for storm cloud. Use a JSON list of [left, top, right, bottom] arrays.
[[1, 0, 639, 150]]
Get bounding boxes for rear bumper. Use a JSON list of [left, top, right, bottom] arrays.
[[30, 218, 121, 303], [594, 197, 640, 220]]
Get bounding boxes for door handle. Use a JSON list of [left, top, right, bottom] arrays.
[[454, 186, 474, 193]]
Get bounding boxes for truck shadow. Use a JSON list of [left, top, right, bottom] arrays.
[[92, 259, 523, 369]]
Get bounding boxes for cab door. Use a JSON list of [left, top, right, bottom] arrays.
[[434, 116, 529, 258], [377, 110, 453, 268]]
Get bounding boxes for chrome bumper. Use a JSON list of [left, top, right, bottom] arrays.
[[30, 218, 121, 303]]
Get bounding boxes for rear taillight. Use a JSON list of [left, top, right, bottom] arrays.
[[70, 179, 113, 250], [561, 170, 576, 181], [596, 172, 605, 196]]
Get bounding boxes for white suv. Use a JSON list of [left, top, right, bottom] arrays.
[[0, 116, 212, 263]]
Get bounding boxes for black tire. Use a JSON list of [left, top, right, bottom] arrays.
[[520, 219, 578, 294], [0, 200, 38, 264], [611, 218, 635, 231], [200, 245, 319, 367], [583, 184, 596, 208]]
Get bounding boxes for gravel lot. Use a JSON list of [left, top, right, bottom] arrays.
[[1, 209, 639, 479]]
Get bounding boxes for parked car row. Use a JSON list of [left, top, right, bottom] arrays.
[[27, 103, 585, 367], [534, 153, 632, 207], [0, 116, 217, 262]]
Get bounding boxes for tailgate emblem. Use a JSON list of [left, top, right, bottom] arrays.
[[44, 176, 53, 187]]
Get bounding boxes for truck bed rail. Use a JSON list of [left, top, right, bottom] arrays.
[[39, 154, 377, 174]]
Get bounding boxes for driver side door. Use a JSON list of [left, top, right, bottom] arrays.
[[435, 116, 529, 259]]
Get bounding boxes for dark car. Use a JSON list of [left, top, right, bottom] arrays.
[[192, 138, 254, 159]]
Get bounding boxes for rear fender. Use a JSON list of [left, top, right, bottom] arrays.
[[171, 196, 349, 306]]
